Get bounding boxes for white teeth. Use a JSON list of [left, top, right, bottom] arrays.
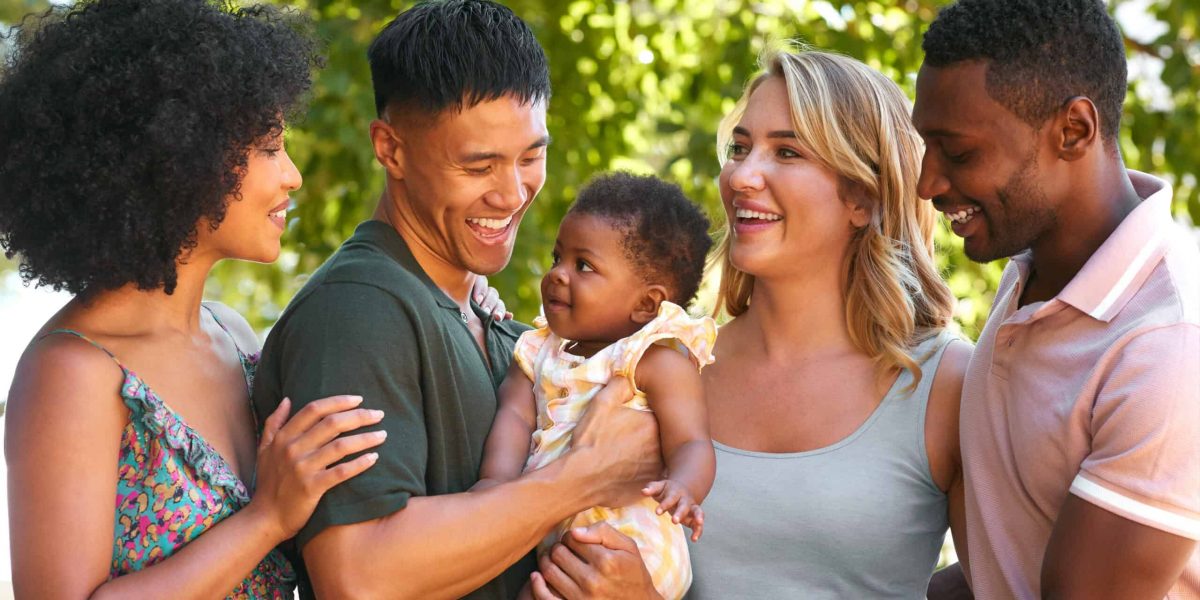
[[269, 209, 286, 220], [735, 208, 782, 221], [467, 216, 513, 230], [946, 206, 980, 224]]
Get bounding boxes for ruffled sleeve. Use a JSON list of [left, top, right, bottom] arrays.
[[513, 316, 553, 380], [611, 301, 717, 394]]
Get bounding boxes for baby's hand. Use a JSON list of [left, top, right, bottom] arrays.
[[642, 479, 705, 541]]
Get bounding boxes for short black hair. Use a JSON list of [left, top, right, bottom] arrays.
[[923, 0, 1126, 141], [0, 0, 320, 296], [367, 0, 550, 117], [569, 172, 712, 308]]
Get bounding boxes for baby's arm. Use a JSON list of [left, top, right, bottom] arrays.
[[637, 344, 716, 541], [473, 361, 537, 492]]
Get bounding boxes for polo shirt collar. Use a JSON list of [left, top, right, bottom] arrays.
[[1057, 170, 1174, 322], [355, 220, 460, 311]]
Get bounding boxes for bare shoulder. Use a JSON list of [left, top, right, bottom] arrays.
[[6, 333, 127, 460], [634, 344, 700, 391], [202, 301, 261, 354], [925, 337, 973, 490]]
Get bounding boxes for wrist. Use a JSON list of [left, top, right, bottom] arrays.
[[241, 497, 290, 544], [544, 449, 604, 510]]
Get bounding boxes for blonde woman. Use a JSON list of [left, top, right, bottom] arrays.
[[529, 47, 971, 599]]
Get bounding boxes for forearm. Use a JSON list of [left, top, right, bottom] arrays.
[[665, 439, 716, 502], [309, 452, 604, 599], [89, 502, 285, 600]]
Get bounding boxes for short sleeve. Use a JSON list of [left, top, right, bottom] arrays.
[[259, 283, 429, 549], [1070, 323, 1200, 540], [611, 301, 717, 393], [512, 317, 551, 380]]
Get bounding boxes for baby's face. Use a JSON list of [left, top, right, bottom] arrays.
[[541, 212, 649, 345]]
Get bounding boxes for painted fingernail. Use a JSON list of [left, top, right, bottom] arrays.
[[349, 395, 364, 405], [366, 452, 379, 462], [370, 409, 384, 419], [374, 430, 388, 439]]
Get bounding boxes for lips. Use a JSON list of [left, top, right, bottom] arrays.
[[466, 215, 515, 243], [268, 198, 291, 230]]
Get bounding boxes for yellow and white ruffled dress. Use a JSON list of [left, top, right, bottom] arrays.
[[513, 301, 717, 600]]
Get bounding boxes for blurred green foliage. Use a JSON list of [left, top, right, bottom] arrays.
[[2, 0, 1197, 340]]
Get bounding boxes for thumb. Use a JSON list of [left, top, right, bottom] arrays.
[[259, 397, 291, 450], [592, 376, 635, 409]]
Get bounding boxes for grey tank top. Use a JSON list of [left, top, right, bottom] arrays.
[[687, 331, 957, 599]]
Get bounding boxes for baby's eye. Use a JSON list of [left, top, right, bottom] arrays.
[[577, 259, 594, 273], [550, 251, 560, 266]]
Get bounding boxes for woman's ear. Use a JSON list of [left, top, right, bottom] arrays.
[[631, 285, 669, 325], [842, 179, 874, 229]]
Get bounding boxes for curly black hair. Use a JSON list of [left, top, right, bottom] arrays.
[[0, 0, 321, 296], [923, 0, 1126, 142], [569, 172, 712, 308], [368, 0, 550, 117]]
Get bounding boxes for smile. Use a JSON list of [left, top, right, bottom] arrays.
[[944, 206, 980, 224], [734, 208, 782, 222], [466, 216, 513, 230]]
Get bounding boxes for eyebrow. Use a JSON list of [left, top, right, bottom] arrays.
[[460, 135, 552, 164], [732, 126, 797, 139]]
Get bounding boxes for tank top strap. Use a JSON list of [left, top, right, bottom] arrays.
[[38, 328, 127, 371], [201, 303, 246, 358]]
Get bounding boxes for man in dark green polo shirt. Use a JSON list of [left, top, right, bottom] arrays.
[[251, 1, 661, 599]]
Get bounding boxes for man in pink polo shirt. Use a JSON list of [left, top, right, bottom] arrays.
[[913, 0, 1199, 598]]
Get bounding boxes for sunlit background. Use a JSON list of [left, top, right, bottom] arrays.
[[1, 0, 1196, 596]]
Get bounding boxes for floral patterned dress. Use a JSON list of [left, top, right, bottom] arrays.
[[42, 306, 295, 598]]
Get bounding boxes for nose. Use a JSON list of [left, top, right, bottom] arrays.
[[281, 148, 302, 192], [916, 150, 948, 201], [487, 165, 529, 212], [727, 152, 766, 193], [546, 262, 568, 286]]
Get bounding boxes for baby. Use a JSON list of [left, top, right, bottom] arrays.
[[477, 172, 717, 600]]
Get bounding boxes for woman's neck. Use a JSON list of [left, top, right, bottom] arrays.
[[64, 253, 215, 336], [733, 267, 856, 364]]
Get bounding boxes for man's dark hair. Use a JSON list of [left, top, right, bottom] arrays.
[[569, 172, 713, 308], [923, 0, 1126, 142], [367, 0, 550, 117], [0, 0, 320, 296]]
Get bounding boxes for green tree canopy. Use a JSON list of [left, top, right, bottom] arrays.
[[3, 0, 1197, 339]]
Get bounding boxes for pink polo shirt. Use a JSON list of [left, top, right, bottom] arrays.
[[961, 171, 1200, 599]]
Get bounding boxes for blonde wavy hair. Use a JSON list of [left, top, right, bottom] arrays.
[[712, 45, 955, 384]]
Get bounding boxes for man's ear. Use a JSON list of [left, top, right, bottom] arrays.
[[631, 285, 669, 325], [1057, 96, 1100, 162], [369, 118, 406, 179]]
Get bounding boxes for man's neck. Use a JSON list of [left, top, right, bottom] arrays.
[[1023, 165, 1142, 305], [372, 193, 475, 310]]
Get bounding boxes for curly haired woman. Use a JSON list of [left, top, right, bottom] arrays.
[[0, 0, 387, 597]]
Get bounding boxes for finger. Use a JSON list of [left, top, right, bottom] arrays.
[[306, 430, 387, 469], [259, 397, 291, 450], [313, 452, 379, 491], [539, 547, 585, 599], [504, 311, 514, 321], [641, 480, 666, 497], [568, 522, 639, 553], [657, 489, 682, 515], [529, 572, 565, 600], [289, 407, 385, 456], [672, 500, 692, 524], [471, 275, 490, 304], [275, 394, 364, 441], [692, 513, 704, 542]]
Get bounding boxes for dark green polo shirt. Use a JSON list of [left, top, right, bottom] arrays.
[[252, 220, 533, 600]]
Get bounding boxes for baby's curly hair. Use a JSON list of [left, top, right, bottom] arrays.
[[923, 0, 1126, 142], [0, 0, 321, 296], [569, 172, 712, 307]]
